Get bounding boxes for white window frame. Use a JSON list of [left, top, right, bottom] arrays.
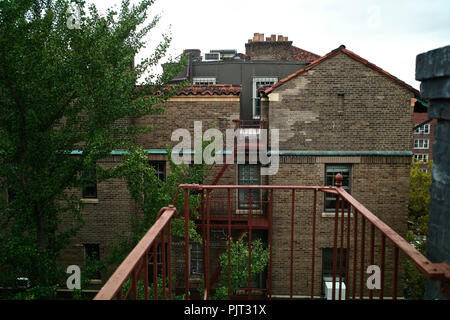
[[189, 243, 203, 277], [252, 77, 278, 119], [413, 154, 429, 163], [192, 77, 216, 85], [414, 139, 429, 150], [414, 124, 430, 134]]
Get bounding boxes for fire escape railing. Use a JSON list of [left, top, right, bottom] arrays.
[[94, 175, 450, 300]]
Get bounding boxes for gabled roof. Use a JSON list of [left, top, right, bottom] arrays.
[[291, 46, 321, 62], [264, 45, 420, 96]]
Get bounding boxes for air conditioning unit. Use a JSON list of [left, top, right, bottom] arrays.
[[324, 281, 346, 300], [204, 52, 221, 61]]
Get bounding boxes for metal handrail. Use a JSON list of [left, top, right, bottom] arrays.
[[94, 206, 176, 300]]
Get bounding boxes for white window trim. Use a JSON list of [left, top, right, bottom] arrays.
[[414, 124, 430, 135], [189, 243, 203, 278], [414, 154, 429, 163], [414, 139, 430, 150], [252, 77, 278, 119], [192, 77, 216, 85]]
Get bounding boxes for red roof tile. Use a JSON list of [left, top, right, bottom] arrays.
[[176, 84, 241, 96], [265, 45, 420, 96], [291, 46, 321, 62], [151, 84, 241, 96]]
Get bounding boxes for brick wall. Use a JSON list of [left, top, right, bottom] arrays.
[[267, 156, 409, 297], [266, 52, 414, 151], [263, 50, 413, 297], [58, 95, 240, 286]]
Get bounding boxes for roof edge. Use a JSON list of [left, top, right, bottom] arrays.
[[265, 45, 420, 96]]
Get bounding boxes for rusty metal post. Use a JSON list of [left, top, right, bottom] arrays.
[[290, 188, 295, 299], [184, 189, 190, 300], [227, 188, 231, 299], [380, 235, 386, 300], [352, 210, 358, 300], [269, 189, 274, 299], [311, 189, 317, 299]]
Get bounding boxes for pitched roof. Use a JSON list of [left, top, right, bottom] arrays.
[[291, 46, 321, 62], [265, 45, 420, 96]]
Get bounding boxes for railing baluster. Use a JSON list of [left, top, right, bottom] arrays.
[[206, 190, 211, 300], [290, 188, 295, 299], [352, 210, 358, 300], [184, 189, 190, 300], [116, 287, 122, 300], [393, 246, 399, 300], [167, 219, 173, 300], [369, 224, 375, 300], [339, 197, 345, 300], [132, 266, 137, 300], [311, 189, 317, 299], [248, 188, 252, 299], [200, 191, 207, 298], [144, 252, 149, 300], [345, 203, 351, 300], [227, 188, 231, 300], [153, 242, 158, 300], [359, 216, 366, 300], [332, 195, 340, 300], [269, 189, 274, 300], [380, 234, 385, 300], [161, 230, 166, 300]]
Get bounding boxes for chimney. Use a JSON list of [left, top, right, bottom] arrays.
[[245, 33, 294, 60]]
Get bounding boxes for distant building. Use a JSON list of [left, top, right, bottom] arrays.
[[412, 98, 436, 171]]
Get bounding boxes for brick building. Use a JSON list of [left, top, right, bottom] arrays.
[[60, 34, 420, 299], [412, 98, 436, 171]]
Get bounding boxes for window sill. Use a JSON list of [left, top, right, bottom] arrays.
[[88, 279, 102, 285], [235, 209, 263, 216], [81, 198, 99, 204], [189, 276, 203, 284], [321, 212, 354, 218]]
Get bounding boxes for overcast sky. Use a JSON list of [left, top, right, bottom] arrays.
[[92, 0, 450, 89]]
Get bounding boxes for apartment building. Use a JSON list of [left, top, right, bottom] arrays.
[[60, 33, 419, 299]]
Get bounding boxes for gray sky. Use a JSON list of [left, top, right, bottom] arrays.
[[93, 0, 450, 89]]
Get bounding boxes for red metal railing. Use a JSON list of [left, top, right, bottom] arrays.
[[94, 175, 450, 300], [94, 206, 176, 300]]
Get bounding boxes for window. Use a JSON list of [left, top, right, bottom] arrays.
[[82, 168, 97, 199], [414, 139, 429, 149], [7, 188, 16, 204], [149, 243, 168, 279], [252, 78, 278, 119], [414, 154, 429, 163], [238, 165, 261, 209], [149, 161, 166, 182], [321, 248, 347, 294], [324, 165, 351, 212], [84, 244, 101, 280], [414, 124, 430, 134], [193, 77, 216, 85], [190, 243, 203, 277]]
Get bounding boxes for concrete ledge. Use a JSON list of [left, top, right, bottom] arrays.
[[81, 198, 99, 204], [416, 45, 450, 81]]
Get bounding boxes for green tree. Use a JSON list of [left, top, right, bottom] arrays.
[[214, 235, 270, 300], [408, 160, 432, 219], [0, 0, 185, 298], [106, 146, 211, 269], [403, 159, 432, 299]]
